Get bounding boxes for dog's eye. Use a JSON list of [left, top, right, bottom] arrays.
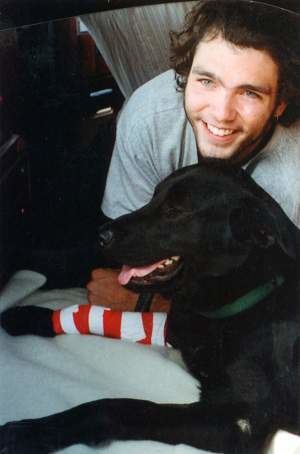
[[164, 206, 182, 218]]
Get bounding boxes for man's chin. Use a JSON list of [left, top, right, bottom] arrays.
[[198, 155, 239, 168], [197, 144, 242, 165], [197, 139, 255, 165]]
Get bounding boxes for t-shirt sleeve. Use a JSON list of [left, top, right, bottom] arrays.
[[101, 107, 161, 219]]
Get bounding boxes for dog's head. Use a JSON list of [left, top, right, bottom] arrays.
[[99, 164, 297, 294]]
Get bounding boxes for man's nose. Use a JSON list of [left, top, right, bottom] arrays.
[[212, 90, 236, 123]]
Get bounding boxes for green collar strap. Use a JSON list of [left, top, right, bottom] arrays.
[[200, 275, 285, 320]]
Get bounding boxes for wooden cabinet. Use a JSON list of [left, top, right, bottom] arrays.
[[0, 17, 122, 288]]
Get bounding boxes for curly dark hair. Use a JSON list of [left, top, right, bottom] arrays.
[[170, 0, 300, 125]]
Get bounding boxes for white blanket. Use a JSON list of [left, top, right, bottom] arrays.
[[0, 270, 299, 454]]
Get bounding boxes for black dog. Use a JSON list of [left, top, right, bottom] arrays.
[[1, 163, 299, 453]]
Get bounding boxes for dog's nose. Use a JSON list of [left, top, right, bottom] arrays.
[[98, 228, 114, 248]]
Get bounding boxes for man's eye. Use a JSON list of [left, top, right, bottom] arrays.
[[245, 90, 260, 99], [198, 78, 213, 87], [165, 207, 181, 218]]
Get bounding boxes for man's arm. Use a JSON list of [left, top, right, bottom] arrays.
[[101, 100, 161, 219]]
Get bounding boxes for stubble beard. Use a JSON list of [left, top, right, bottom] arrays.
[[187, 112, 276, 167]]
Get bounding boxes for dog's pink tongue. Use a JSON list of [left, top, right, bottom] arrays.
[[118, 260, 165, 285]]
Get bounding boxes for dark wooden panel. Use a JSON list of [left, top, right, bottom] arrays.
[[0, 135, 31, 287], [0, 0, 192, 32]]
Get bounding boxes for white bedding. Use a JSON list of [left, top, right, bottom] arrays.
[[0, 270, 299, 454]]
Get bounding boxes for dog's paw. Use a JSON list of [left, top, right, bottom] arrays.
[[0, 420, 48, 454], [0, 306, 55, 337]]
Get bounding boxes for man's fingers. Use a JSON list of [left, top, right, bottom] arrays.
[[87, 291, 103, 306], [86, 280, 101, 294], [87, 291, 137, 311]]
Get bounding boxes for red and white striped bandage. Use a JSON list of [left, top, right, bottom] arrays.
[[52, 304, 168, 346]]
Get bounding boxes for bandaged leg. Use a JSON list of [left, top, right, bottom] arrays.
[[1, 304, 168, 346], [53, 305, 168, 346]]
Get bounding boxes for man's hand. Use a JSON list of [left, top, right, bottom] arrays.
[[87, 268, 138, 311], [86, 268, 171, 312]]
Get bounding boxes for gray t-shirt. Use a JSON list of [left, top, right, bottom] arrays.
[[102, 70, 300, 227]]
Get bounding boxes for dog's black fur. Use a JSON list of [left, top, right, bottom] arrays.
[[1, 163, 300, 453]]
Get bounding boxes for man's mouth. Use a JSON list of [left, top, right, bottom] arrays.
[[206, 122, 235, 137], [118, 256, 183, 286], [202, 120, 238, 139]]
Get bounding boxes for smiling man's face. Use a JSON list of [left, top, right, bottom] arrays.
[[184, 35, 286, 164]]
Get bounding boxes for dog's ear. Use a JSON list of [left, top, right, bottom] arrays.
[[229, 198, 296, 259]]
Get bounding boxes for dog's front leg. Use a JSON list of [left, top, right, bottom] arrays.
[[0, 399, 111, 454], [0, 398, 263, 454]]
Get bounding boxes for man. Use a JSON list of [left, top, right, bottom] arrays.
[[87, 0, 300, 310]]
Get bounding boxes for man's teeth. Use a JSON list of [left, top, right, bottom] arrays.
[[158, 256, 180, 269], [206, 123, 234, 137]]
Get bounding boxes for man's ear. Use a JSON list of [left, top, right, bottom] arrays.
[[274, 99, 287, 119], [229, 198, 296, 259]]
